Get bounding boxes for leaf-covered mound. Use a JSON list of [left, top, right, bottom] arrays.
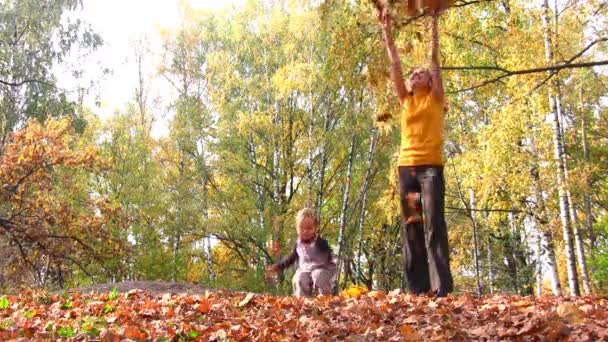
[[0, 288, 606, 341]]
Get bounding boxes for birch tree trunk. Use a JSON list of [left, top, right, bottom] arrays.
[[541, 0, 579, 296], [199, 143, 213, 284], [580, 88, 595, 250], [248, 138, 267, 265], [556, 81, 592, 295], [469, 189, 482, 296], [315, 107, 331, 217], [535, 228, 543, 297], [530, 126, 562, 296], [483, 211, 495, 294], [355, 128, 379, 283], [487, 240, 494, 294], [173, 157, 185, 282], [307, 93, 315, 207], [336, 135, 356, 288]]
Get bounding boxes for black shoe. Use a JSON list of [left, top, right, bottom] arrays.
[[434, 288, 449, 298], [409, 288, 430, 296]]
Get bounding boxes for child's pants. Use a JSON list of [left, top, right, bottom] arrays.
[[292, 268, 334, 297]]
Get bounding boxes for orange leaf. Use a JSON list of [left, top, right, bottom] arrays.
[[367, 290, 386, 299], [163, 307, 175, 318], [123, 325, 146, 340], [400, 325, 422, 340], [195, 298, 211, 314]]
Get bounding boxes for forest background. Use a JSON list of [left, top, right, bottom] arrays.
[[1, 0, 608, 299]]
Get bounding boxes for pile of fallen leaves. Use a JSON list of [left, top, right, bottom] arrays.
[[0, 287, 607, 341]]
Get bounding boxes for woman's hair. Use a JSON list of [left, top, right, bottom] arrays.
[[295, 208, 319, 229], [407, 67, 432, 94], [409, 66, 431, 78]]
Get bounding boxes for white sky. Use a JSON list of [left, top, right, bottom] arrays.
[[58, 0, 245, 137]]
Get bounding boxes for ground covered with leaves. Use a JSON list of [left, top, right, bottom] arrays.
[[0, 285, 607, 341]]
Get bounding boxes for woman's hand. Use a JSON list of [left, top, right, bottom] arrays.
[[376, 4, 392, 31]]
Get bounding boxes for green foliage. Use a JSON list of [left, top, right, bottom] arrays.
[[57, 325, 75, 338], [61, 301, 73, 310], [591, 216, 608, 289], [0, 297, 8, 310], [0, 0, 102, 135], [109, 288, 119, 301]]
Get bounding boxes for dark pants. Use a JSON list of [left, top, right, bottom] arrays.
[[399, 166, 453, 295]]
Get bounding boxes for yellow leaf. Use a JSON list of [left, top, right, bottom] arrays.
[[340, 285, 368, 298]]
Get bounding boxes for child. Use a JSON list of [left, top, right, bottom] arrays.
[[267, 208, 336, 297], [376, 3, 454, 297]]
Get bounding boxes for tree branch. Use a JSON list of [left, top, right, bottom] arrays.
[[446, 206, 525, 213], [564, 38, 608, 64], [0, 79, 55, 88], [444, 60, 608, 75], [445, 60, 608, 93]]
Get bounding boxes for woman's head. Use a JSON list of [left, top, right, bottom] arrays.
[[295, 208, 318, 243], [408, 67, 432, 93]]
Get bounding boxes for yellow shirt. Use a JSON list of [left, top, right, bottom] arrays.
[[398, 91, 444, 166]]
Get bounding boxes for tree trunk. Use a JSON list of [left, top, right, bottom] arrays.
[[356, 128, 379, 283], [556, 82, 592, 295], [134, 38, 148, 129], [336, 135, 356, 289], [483, 211, 494, 294], [173, 157, 185, 282], [307, 93, 315, 207], [199, 144, 213, 284], [543, 231, 562, 295], [580, 88, 595, 250], [531, 178, 562, 296], [452, 164, 483, 295], [541, 0, 579, 296], [469, 189, 482, 296], [272, 101, 281, 209], [568, 182, 592, 294], [315, 108, 331, 217], [487, 239, 494, 294], [529, 114, 562, 296], [535, 228, 543, 297], [507, 213, 519, 292], [248, 138, 267, 265], [316, 144, 328, 216]]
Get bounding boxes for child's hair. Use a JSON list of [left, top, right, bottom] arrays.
[[295, 208, 319, 230]]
